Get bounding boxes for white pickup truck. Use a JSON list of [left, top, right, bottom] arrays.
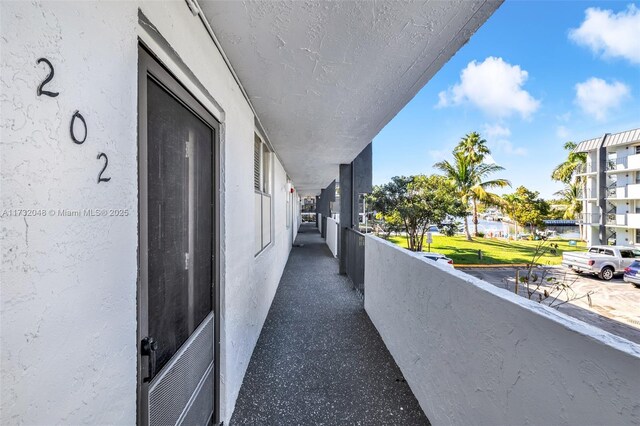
[[561, 245, 640, 280]]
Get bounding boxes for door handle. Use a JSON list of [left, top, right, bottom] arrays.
[[141, 336, 158, 383]]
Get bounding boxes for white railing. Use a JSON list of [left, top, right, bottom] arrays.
[[628, 153, 640, 170], [364, 235, 640, 426], [325, 217, 339, 258], [628, 213, 640, 228], [628, 184, 640, 199], [576, 164, 596, 174], [607, 154, 640, 172], [581, 212, 600, 224], [578, 188, 598, 199]]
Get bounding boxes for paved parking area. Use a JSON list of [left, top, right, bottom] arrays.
[[459, 267, 640, 344]]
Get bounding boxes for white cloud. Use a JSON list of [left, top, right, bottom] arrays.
[[569, 4, 640, 65], [574, 77, 631, 120], [492, 139, 527, 156], [437, 57, 540, 119], [483, 123, 511, 139], [556, 125, 570, 139], [437, 91, 450, 108], [481, 124, 526, 156]]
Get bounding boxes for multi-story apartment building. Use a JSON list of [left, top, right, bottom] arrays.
[[576, 128, 640, 247]]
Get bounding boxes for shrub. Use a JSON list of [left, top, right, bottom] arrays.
[[440, 222, 460, 237]]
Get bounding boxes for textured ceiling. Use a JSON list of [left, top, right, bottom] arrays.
[[200, 0, 502, 195]]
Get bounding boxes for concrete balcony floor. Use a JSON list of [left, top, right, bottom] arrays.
[[231, 223, 429, 425]]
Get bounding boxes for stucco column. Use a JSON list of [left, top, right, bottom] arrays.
[[596, 135, 608, 245], [339, 164, 353, 274]]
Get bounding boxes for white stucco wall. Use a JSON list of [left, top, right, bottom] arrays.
[[2, 1, 293, 424], [1, 3, 139, 424], [325, 217, 339, 257], [365, 235, 640, 426]]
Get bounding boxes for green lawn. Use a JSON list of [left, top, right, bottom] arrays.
[[387, 235, 587, 265]]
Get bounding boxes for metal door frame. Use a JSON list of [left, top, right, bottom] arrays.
[[137, 43, 221, 426]]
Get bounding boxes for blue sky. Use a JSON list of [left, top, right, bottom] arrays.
[[373, 1, 640, 198]]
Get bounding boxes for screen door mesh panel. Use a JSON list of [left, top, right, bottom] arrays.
[[179, 364, 214, 426], [148, 313, 214, 426], [147, 77, 214, 373]]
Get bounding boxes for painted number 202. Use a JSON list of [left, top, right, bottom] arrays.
[[37, 57, 111, 184]]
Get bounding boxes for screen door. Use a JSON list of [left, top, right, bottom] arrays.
[[138, 47, 219, 426]]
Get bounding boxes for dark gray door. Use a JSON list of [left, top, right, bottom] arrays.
[[138, 47, 218, 426]]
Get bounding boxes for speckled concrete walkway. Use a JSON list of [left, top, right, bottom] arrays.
[[230, 223, 429, 426]]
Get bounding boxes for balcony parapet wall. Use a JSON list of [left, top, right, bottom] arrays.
[[364, 235, 640, 426], [325, 217, 339, 258]]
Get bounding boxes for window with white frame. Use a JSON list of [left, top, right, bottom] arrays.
[[255, 134, 272, 254]]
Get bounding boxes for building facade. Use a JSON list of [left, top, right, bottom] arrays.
[[576, 128, 640, 247]]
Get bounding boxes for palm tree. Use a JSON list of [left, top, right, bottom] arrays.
[[554, 182, 582, 220], [551, 141, 586, 183], [469, 164, 511, 237], [552, 141, 587, 238], [454, 131, 507, 235], [455, 132, 490, 164], [435, 152, 511, 240], [434, 153, 474, 240]]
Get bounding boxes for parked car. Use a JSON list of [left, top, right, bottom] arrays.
[[561, 245, 640, 281], [423, 252, 454, 268], [623, 260, 640, 288]]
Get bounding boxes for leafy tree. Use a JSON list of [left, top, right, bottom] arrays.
[[440, 221, 461, 237], [373, 210, 404, 239], [434, 151, 510, 240], [369, 175, 465, 251], [504, 186, 551, 234], [548, 204, 570, 221]]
